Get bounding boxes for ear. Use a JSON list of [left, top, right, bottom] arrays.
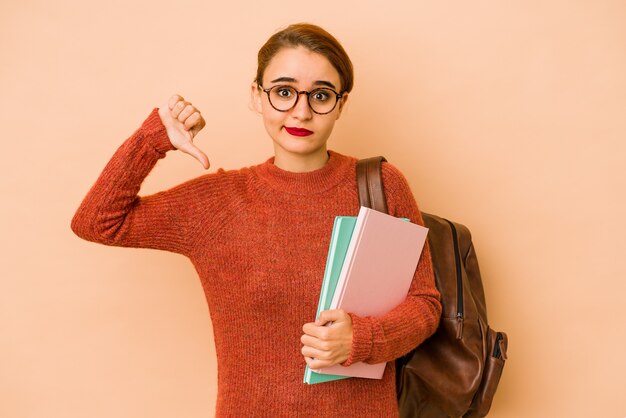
[[250, 82, 263, 114], [335, 93, 349, 120]]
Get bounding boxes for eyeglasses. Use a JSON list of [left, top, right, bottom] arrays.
[[259, 84, 344, 115]]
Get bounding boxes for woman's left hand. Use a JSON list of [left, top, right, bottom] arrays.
[[301, 309, 353, 369]]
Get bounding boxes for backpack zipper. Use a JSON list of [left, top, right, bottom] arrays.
[[445, 219, 464, 339], [493, 332, 502, 358], [493, 332, 507, 360]]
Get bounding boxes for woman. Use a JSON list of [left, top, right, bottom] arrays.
[[71, 23, 441, 417]]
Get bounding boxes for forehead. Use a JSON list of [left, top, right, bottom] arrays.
[[263, 46, 341, 87]]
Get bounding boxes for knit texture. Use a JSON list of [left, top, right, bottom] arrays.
[[71, 108, 442, 417]]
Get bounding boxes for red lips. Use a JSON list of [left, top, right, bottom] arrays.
[[285, 126, 313, 136]]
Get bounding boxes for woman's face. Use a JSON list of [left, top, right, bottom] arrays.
[[251, 46, 348, 167]]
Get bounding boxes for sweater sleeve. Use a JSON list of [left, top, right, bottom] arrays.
[[70, 108, 200, 257], [342, 162, 442, 366]]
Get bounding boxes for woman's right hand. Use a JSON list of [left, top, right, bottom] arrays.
[[158, 94, 209, 169]]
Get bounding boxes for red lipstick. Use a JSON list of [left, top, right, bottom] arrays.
[[285, 127, 313, 137]]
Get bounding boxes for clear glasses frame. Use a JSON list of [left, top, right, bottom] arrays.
[[259, 84, 344, 115]]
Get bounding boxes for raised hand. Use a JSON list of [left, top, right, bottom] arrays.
[[158, 94, 209, 169]]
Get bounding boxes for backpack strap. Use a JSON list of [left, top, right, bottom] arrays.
[[356, 156, 388, 213]]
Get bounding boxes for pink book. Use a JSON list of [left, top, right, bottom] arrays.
[[314, 206, 428, 379]]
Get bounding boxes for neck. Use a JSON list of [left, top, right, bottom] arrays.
[[272, 147, 330, 173]]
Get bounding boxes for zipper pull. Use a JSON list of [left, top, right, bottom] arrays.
[[456, 313, 464, 339], [498, 336, 507, 360]]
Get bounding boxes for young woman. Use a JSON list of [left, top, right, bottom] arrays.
[[72, 23, 441, 417]]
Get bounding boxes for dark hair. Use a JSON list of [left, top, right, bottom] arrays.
[[255, 23, 354, 93]]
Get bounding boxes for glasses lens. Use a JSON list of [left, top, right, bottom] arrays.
[[308, 89, 337, 114], [266, 86, 339, 114], [268, 86, 298, 111]]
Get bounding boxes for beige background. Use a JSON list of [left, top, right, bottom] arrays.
[[1, 1, 624, 417]]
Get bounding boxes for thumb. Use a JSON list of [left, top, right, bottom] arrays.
[[316, 309, 342, 326], [178, 141, 210, 170]]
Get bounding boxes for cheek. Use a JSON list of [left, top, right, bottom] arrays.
[[319, 118, 337, 136], [261, 108, 284, 132]]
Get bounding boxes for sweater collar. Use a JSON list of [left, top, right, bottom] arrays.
[[252, 150, 354, 195]]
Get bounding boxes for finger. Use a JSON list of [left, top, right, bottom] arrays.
[[302, 322, 321, 336], [301, 345, 331, 360], [301, 334, 331, 351], [300, 333, 313, 346], [304, 356, 319, 369], [178, 141, 210, 169], [171, 100, 189, 118], [306, 357, 333, 370], [189, 116, 206, 137], [177, 104, 196, 124], [168, 94, 184, 110], [183, 111, 202, 131], [302, 323, 331, 340], [302, 322, 315, 334]]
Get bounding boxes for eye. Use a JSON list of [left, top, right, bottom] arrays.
[[311, 90, 331, 102], [274, 86, 295, 99]]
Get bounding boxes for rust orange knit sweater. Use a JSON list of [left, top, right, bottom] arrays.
[[71, 109, 442, 417]]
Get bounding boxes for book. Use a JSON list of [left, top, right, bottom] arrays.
[[304, 216, 357, 384], [314, 206, 429, 379]]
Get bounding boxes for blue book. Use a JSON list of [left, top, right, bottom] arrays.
[[304, 216, 357, 384]]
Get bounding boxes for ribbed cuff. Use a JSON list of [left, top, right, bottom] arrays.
[[140, 108, 176, 153], [342, 313, 373, 366]]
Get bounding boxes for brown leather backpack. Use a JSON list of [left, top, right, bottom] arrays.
[[356, 157, 508, 418]]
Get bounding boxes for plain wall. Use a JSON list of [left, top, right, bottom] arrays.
[[1, 1, 624, 417]]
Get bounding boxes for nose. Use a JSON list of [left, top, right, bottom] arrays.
[[291, 92, 313, 120]]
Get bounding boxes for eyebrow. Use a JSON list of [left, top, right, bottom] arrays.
[[269, 77, 337, 90]]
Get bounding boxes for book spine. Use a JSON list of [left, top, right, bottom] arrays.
[[330, 208, 369, 309]]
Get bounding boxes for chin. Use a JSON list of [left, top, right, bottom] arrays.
[[275, 134, 326, 154]]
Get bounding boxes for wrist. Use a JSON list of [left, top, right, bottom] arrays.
[[341, 313, 373, 366], [142, 108, 176, 153]]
